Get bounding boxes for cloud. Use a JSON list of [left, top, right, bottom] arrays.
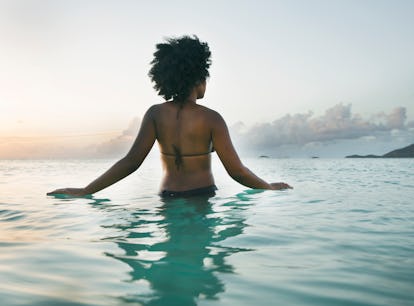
[[376, 107, 407, 129], [1, 105, 412, 159], [122, 117, 141, 136], [0, 117, 141, 159], [91, 117, 141, 158], [232, 103, 413, 153]]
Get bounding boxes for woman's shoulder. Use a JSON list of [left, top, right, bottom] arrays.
[[148, 102, 166, 110], [145, 102, 167, 115], [194, 104, 221, 117], [146, 102, 223, 122]]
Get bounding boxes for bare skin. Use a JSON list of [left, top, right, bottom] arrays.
[[48, 81, 291, 196]]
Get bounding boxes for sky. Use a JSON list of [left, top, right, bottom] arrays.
[[1, 0, 413, 158]]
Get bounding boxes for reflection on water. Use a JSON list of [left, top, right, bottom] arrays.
[[89, 195, 252, 306]]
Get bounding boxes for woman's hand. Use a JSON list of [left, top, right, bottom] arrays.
[[47, 188, 88, 196], [270, 182, 292, 190]]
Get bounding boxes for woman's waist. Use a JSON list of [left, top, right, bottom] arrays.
[[159, 184, 217, 198], [161, 171, 215, 192]]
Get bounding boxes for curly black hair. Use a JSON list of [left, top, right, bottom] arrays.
[[148, 35, 211, 102]]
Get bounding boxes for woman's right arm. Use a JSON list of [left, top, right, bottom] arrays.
[[47, 106, 157, 196], [212, 113, 291, 190]]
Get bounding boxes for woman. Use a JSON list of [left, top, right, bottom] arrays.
[[48, 36, 291, 197]]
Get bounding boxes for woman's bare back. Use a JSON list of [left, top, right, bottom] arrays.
[[152, 101, 216, 191]]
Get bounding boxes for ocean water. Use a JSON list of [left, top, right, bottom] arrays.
[[0, 157, 413, 306]]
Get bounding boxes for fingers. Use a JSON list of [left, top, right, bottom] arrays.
[[47, 188, 74, 195], [47, 189, 65, 195], [270, 182, 293, 190], [47, 188, 88, 197]]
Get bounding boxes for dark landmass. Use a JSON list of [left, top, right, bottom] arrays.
[[346, 143, 414, 158], [346, 154, 382, 158], [259, 155, 270, 158], [383, 143, 414, 157]]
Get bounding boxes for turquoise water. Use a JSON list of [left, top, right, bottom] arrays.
[[1, 157, 413, 306]]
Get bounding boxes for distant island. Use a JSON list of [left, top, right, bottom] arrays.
[[259, 155, 270, 158], [346, 143, 414, 158]]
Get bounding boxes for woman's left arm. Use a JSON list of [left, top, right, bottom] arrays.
[[47, 106, 157, 196]]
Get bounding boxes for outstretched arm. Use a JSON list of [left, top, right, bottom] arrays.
[[212, 113, 291, 190], [47, 106, 157, 196]]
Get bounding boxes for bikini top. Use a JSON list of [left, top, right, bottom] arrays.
[[161, 144, 215, 170]]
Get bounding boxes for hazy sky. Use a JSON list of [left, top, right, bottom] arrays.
[[1, 0, 413, 158]]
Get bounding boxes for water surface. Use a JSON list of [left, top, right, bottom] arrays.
[[0, 158, 413, 305]]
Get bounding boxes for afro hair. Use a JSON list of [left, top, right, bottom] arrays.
[[148, 35, 211, 102]]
